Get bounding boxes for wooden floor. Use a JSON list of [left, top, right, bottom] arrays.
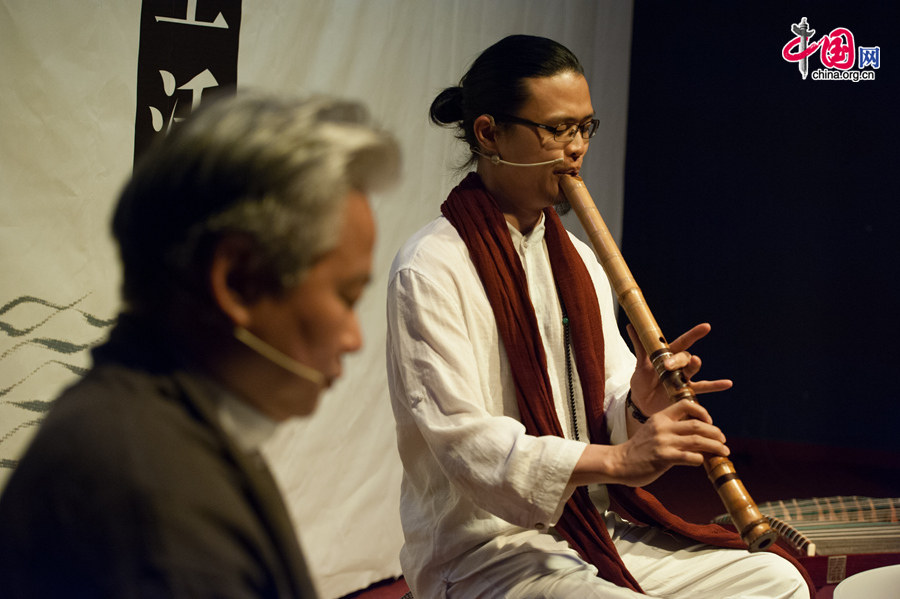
[[346, 439, 900, 598]]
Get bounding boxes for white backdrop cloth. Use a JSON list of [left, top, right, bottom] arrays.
[[0, 2, 633, 597]]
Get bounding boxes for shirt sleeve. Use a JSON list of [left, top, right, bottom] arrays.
[[387, 265, 585, 529]]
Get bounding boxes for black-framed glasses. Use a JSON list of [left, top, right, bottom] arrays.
[[496, 114, 599, 142]]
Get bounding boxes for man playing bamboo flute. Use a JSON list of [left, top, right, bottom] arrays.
[[386, 35, 812, 598]]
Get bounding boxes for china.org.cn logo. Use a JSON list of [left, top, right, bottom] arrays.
[[782, 17, 880, 82]]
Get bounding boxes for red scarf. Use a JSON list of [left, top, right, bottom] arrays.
[[441, 173, 813, 596]]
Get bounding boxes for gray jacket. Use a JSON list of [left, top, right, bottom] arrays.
[[0, 315, 317, 598]]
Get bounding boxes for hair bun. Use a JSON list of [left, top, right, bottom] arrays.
[[429, 86, 464, 125]]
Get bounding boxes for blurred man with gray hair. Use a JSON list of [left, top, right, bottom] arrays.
[[0, 93, 400, 598]]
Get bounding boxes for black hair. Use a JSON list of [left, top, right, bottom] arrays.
[[429, 35, 584, 161]]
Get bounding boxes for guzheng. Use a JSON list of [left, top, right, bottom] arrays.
[[714, 496, 900, 586]]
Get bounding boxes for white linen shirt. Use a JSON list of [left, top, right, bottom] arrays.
[[386, 213, 636, 598]]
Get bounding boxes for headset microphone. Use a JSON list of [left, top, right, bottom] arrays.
[[473, 149, 564, 167], [234, 327, 326, 387]]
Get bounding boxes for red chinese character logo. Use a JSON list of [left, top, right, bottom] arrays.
[[783, 22, 856, 71], [819, 28, 855, 69]]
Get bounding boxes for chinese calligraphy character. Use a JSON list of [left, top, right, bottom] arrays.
[[148, 69, 220, 133], [156, 0, 228, 29]]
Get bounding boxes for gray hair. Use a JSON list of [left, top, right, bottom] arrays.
[[113, 93, 400, 314]]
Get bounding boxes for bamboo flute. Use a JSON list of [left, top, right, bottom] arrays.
[[560, 174, 777, 552]]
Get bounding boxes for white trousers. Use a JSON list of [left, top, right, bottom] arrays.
[[445, 513, 808, 599]]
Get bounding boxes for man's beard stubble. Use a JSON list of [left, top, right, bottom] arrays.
[[553, 200, 572, 216]]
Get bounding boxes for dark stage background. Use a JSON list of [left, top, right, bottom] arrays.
[[623, 2, 900, 458]]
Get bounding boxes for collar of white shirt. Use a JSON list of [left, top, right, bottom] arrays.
[[215, 388, 278, 455], [506, 211, 546, 246]]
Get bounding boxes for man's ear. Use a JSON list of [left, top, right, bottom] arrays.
[[473, 114, 500, 154], [208, 235, 256, 329]]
